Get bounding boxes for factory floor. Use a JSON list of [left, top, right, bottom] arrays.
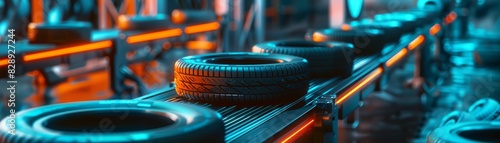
[[335, 33, 500, 143]]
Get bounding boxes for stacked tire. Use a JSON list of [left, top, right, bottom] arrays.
[[428, 98, 500, 143]]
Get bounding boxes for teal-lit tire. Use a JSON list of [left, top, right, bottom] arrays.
[[427, 121, 500, 143], [0, 100, 225, 143]]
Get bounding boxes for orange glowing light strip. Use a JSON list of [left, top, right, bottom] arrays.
[[184, 22, 220, 34], [408, 35, 425, 51], [386, 48, 408, 67], [335, 67, 383, 105], [429, 24, 441, 36], [280, 119, 315, 143], [24, 40, 113, 62], [0, 58, 8, 66], [127, 28, 183, 44]]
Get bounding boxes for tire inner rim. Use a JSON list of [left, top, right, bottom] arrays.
[[203, 57, 284, 64], [275, 41, 332, 48], [457, 128, 500, 142], [42, 110, 176, 132]]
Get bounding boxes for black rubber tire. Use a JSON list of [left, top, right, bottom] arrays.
[[28, 22, 92, 44], [468, 98, 500, 121], [117, 15, 169, 31], [439, 111, 476, 127], [0, 100, 225, 143], [393, 10, 438, 24], [374, 13, 420, 34], [427, 121, 500, 143], [305, 28, 385, 55], [252, 40, 354, 77], [174, 52, 310, 104]]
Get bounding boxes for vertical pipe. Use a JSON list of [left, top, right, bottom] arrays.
[[255, 0, 265, 43], [126, 0, 136, 16], [234, 0, 244, 51], [329, 0, 345, 28], [143, 0, 157, 16], [222, 0, 232, 52], [31, 0, 44, 23]]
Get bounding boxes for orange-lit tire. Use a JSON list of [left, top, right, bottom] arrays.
[[174, 52, 310, 104]]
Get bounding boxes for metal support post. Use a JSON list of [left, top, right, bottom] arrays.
[[313, 96, 338, 143]]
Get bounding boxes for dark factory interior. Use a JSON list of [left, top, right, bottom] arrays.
[[1, 0, 500, 142]]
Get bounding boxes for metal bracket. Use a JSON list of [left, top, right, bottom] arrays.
[[313, 95, 338, 143]]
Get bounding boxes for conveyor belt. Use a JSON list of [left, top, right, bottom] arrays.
[[136, 32, 424, 142], [138, 54, 381, 142]]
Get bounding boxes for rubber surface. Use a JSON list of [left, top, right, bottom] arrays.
[[427, 121, 500, 143], [0, 100, 225, 143], [468, 98, 500, 121], [174, 52, 310, 104], [28, 22, 92, 44], [306, 27, 385, 55], [117, 15, 169, 31], [252, 40, 354, 77], [350, 20, 404, 44], [439, 110, 476, 127]]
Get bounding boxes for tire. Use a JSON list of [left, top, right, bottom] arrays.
[[427, 121, 500, 143], [0, 100, 225, 143], [171, 9, 216, 24], [350, 20, 404, 44], [374, 13, 420, 34], [305, 27, 385, 55], [28, 22, 92, 44], [117, 15, 169, 31], [252, 40, 354, 77], [468, 98, 500, 121], [174, 52, 310, 104], [439, 111, 476, 127]]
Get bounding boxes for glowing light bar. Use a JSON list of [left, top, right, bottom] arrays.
[[408, 35, 425, 51], [171, 10, 186, 24], [0, 58, 7, 66], [386, 48, 408, 67], [24, 40, 113, 62], [127, 28, 183, 44], [184, 22, 220, 34], [429, 24, 441, 36], [336, 67, 383, 105], [280, 119, 315, 143]]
